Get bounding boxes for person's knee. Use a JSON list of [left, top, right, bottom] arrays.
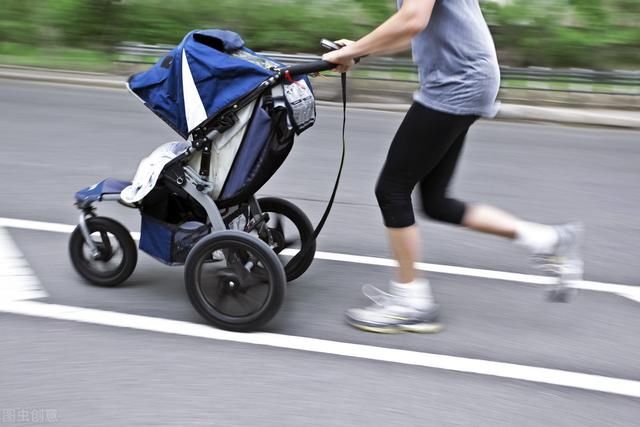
[[375, 177, 410, 210], [374, 178, 392, 207], [421, 196, 466, 225], [375, 177, 415, 228]]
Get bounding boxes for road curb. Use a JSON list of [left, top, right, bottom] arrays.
[[319, 101, 640, 130], [2, 68, 639, 130], [0, 70, 126, 89], [496, 104, 640, 130]]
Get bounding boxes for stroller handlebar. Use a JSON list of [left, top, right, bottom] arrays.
[[283, 60, 336, 77]]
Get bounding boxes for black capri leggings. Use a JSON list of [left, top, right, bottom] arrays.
[[375, 102, 478, 228]]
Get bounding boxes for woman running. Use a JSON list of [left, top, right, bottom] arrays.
[[322, 0, 583, 333]]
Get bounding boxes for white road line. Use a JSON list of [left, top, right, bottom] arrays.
[[0, 299, 638, 399], [0, 217, 140, 239], [1, 217, 639, 398], [1, 216, 639, 303], [0, 217, 75, 234], [279, 249, 640, 303], [284, 249, 553, 285], [0, 227, 48, 301]]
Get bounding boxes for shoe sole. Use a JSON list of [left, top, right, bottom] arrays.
[[347, 321, 444, 334]]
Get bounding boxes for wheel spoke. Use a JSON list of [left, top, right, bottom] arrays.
[[199, 271, 226, 302], [274, 214, 285, 236], [284, 237, 300, 248], [99, 231, 113, 256], [233, 291, 257, 311], [242, 274, 269, 290], [110, 243, 122, 257]]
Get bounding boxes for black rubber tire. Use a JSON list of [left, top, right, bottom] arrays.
[[69, 216, 137, 287], [257, 197, 316, 282], [184, 231, 286, 332]]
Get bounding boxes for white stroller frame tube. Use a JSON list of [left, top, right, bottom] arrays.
[[78, 212, 100, 258], [75, 164, 229, 260], [181, 165, 226, 231]]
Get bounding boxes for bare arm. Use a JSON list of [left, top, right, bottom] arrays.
[[323, 0, 435, 70], [365, 37, 413, 56]]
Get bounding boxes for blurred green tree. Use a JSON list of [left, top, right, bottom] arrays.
[[483, 0, 640, 67], [124, 0, 375, 52], [50, 0, 129, 51], [0, 0, 638, 68], [0, 0, 43, 45], [352, 0, 396, 22]]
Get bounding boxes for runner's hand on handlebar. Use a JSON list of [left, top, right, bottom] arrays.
[[322, 38, 358, 73], [322, 49, 356, 73], [333, 39, 355, 48]]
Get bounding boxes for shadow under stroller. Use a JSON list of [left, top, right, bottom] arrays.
[[69, 30, 339, 331]]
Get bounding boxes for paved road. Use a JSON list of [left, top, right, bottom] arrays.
[[1, 80, 639, 426]]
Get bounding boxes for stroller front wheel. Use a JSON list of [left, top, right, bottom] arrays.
[[69, 216, 137, 287], [184, 231, 286, 332]]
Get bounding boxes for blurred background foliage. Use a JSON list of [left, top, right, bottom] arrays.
[[0, 0, 638, 69]]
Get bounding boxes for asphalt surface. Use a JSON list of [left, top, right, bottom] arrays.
[[1, 80, 639, 426]]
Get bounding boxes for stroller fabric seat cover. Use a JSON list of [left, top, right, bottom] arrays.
[[126, 28, 316, 205], [186, 100, 257, 199], [121, 141, 190, 204], [128, 30, 276, 138]]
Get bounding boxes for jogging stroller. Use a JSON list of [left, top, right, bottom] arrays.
[[68, 30, 339, 331]]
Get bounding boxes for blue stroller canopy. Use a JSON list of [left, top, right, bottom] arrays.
[[128, 29, 277, 139]]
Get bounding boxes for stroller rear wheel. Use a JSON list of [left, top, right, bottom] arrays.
[[69, 216, 137, 287], [184, 231, 286, 332], [256, 197, 316, 282]]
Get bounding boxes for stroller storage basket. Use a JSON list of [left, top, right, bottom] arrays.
[[139, 215, 209, 265]]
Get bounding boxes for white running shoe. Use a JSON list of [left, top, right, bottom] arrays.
[[345, 284, 442, 333], [532, 222, 584, 301]]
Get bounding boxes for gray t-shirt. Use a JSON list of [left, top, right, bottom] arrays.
[[398, 0, 500, 117]]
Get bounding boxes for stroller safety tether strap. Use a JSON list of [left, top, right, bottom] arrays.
[[290, 72, 347, 264]]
